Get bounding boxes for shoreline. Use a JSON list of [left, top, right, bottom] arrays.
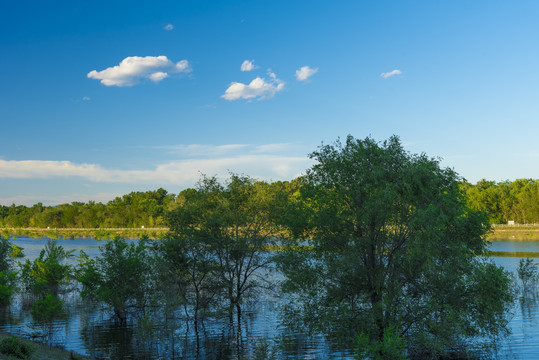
[[1, 226, 539, 241], [0, 332, 91, 360], [487, 227, 539, 241]]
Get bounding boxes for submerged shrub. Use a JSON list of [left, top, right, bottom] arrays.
[[31, 293, 65, 321], [0, 237, 18, 305], [517, 258, 538, 295], [355, 324, 407, 360], [9, 244, 25, 258], [0, 271, 17, 306]]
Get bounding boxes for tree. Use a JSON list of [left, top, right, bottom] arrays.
[[19, 240, 74, 298], [163, 174, 279, 322], [517, 258, 537, 295], [77, 237, 153, 324], [0, 236, 17, 305], [277, 135, 513, 357]]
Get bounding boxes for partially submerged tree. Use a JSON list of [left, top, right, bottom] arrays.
[[19, 239, 74, 298], [277, 135, 513, 357], [77, 237, 153, 324], [0, 236, 17, 305], [517, 258, 537, 295], [162, 174, 279, 323], [19, 239, 74, 320]]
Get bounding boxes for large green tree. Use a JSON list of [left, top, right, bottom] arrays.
[[277, 135, 513, 358]]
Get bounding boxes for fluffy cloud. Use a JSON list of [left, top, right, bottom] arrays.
[[241, 60, 256, 72], [87, 56, 190, 87], [222, 76, 284, 101], [163, 24, 174, 31], [295, 66, 318, 81], [380, 69, 402, 79]]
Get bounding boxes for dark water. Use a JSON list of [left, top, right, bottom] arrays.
[[0, 237, 538, 359]]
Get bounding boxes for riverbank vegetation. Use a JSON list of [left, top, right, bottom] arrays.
[[0, 181, 537, 233], [0, 135, 519, 359], [0, 332, 91, 360]]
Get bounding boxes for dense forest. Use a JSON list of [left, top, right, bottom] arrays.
[[460, 179, 539, 224], [0, 178, 537, 228]]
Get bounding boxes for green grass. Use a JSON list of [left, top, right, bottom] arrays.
[[486, 251, 539, 258], [0, 333, 90, 360]]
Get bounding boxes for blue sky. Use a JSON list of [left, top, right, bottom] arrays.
[[1, 0, 538, 205]]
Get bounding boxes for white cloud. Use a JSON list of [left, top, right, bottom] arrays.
[[149, 72, 169, 82], [164, 24, 174, 31], [295, 66, 318, 81], [82, 96, 91, 101], [241, 60, 256, 72], [222, 76, 285, 101], [380, 69, 402, 79], [0, 192, 121, 207], [253, 143, 293, 153], [161, 144, 250, 157], [0, 155, 311, 186], [87, 56, 190, 87]]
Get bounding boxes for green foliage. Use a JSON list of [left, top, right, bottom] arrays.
[[9, 244, 25, 258], [77, 237, 153, 323], [0, 335, 35, 359], [0, 236, 13, 273], [31, 293, 65, 321], [252, 338, 278, 360], [517, 258, 538, 294], [355, 324, 407, 360], [0, 237, 18, 305], [461, 178, 539, 224], [0, 188, 176, 228], [0, 271, 18, 306], [19, 239, 74, 298], [277, 135, 514, 357], [163, 174, 280, 320]]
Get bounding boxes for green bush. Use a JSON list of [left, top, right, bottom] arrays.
[[355, 325, 407, 360], [0, 335, 35, 359], [9, 244, 25, 258], [0, 271, 17, 305], [31, 293, 65, 321]]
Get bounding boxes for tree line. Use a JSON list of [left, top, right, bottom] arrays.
[[460, 178, 539, 224], [0, 135, 517, 359], [1, 181, 537, 230], [0, 188, 175, 228]]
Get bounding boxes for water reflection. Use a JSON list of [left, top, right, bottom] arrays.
[[1, 236, 539, 359]]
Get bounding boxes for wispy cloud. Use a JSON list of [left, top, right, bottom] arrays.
[[160, 144, 250, 157], [222, 74, 284, 101], [0, 192, 122, 207], [241, 60, 256, 72], [295, 66, 318, 81], [380, 69, 402, 79], [253, 143, 293, 153], [163, 24, 174, 31], [0, 156, 311, 185], [82, 96, 91, 101], [87, 56, 190, 87]]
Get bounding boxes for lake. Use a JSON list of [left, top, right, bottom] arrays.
[[0, 237, 537, 359]]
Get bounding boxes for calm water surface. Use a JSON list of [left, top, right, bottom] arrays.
[[0, 237, 538, 359]]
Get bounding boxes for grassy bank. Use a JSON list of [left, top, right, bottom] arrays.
[[2, 226, 539, 242], [488, 226, 539, 241], [0, 333, 91, 360], [0, 228, 168, 241]]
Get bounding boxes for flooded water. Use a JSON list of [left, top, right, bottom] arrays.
[[0, 237, 538, 359]]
